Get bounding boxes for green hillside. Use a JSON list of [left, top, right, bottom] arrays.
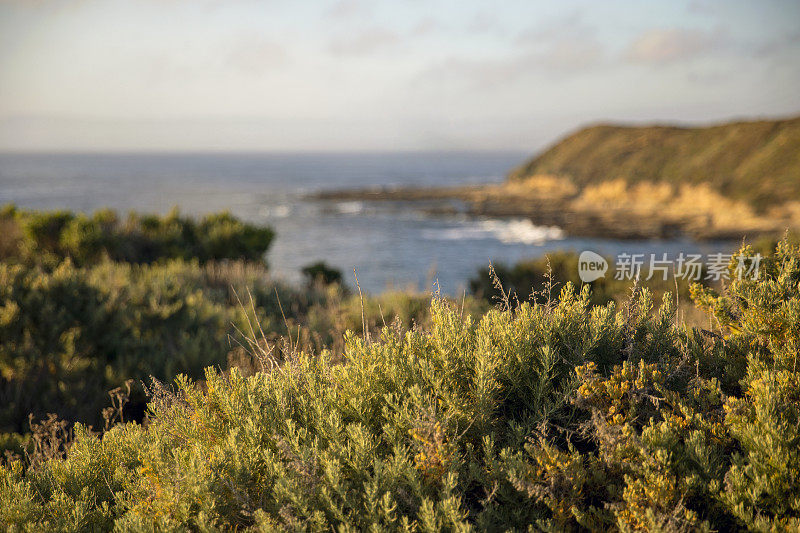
[[509, 115, 800, 210]]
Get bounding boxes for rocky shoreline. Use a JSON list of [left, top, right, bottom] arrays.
[[310, 181, 792, 242]]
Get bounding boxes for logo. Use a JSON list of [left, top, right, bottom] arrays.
[[578, 251, 608, 282]]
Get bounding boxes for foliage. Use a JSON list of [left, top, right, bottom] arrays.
[[2, 240, 799, 531], [301, 261, 344, 288], [0, 258, 459, 435], [752, 229, 800, 257], [0, 259, 242, 434], [0, 205, 275, 266]]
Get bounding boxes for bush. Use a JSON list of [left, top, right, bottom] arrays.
[[301, 261, 344, 288], [0, 288, 613, 530], [0, 205, 275, 266], [0, 258, 474, 435], [2, 240, 799, 531], [0, 259, 242, 433]]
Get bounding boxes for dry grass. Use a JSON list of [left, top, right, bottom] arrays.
[[572, 179, 800, 234]]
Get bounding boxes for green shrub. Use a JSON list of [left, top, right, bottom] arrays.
[[2, 240, 799, 531], [0, 259, 240, 434], [301, 261, 344, 287], [0, 287, 616, 530], [0, 205, 275, 266], [0, 258, 474, 436]]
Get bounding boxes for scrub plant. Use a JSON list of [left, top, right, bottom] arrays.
[[1, 240, 799, 531]]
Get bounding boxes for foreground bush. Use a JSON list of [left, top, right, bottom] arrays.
[[0, 259, 249, 434], [0, 258, 450, 435], [3, 241, 797, 531], [0, 205, 275, 266]]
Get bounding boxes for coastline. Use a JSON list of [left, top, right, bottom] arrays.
[[310, 178, 796, 241]]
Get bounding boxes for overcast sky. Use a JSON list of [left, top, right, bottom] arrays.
[[1, 0, 799, 152]]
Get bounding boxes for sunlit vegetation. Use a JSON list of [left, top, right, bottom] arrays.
[[0, 207, 473, 439], [2, 235, 798, 530], [0, 204, 275, 266]]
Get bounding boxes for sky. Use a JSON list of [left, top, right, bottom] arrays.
[[0, 0, 799, 152]]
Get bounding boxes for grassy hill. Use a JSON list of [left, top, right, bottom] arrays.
[[509, 115, 800, 211]]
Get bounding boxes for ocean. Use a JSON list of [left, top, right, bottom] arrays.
[[0, 152, 733, 294]]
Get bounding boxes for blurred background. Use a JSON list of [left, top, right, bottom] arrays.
[[1, 0, 799, 292]]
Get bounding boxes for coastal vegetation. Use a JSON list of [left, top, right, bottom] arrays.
[[0, 206, 472, 438], [1, 205, 799, 530], [468, 250, 707, 309], [1, 235, 798, 530], [0, 204, 275, 267]]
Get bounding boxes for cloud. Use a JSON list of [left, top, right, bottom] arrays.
[[417, 37, 603, 91], [466, 12, 501, 34], [328, 28, 399, 56], [515, 9, 584, 44], [625, 28, 723, 64], [686, 0, 721, 15], [539, 38, 603, 71], [325, 0, 369, 19]]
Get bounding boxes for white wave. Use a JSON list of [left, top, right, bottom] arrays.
[[423, 218, 564, 245], [336, 201, 364, 214], [482, 219, 565, 244]]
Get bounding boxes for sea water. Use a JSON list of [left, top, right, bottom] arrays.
[[0, 151, 733, 294]]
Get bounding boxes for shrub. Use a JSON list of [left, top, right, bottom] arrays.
[[301, 261, 344, 288], [0, 258, 476, 436], [2, 240, 799, 531], [0, 259, 241, 434], [0, 288, 615, 530], [0, 205, 275, 266]]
